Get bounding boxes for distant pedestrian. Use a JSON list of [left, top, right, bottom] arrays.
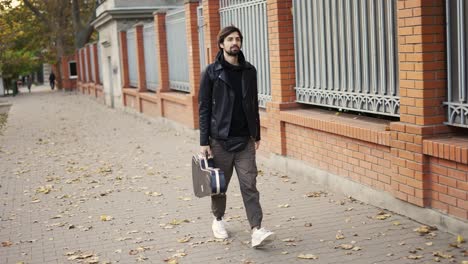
[[27, 75, 32, 93], [49, 72, 56, 90]]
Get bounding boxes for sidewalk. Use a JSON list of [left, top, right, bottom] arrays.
[[0, 90, 466, 264]]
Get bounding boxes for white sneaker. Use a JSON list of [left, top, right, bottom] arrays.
[[251, 227, 276, 248], [212, 218, 228, 239]]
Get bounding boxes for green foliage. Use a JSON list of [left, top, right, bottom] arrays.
[[0, 1, 46, 78], [0, 0, 96, 83]]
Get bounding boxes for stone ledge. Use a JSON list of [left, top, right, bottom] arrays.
[[279, 108, 391, 146], [423, 136, 468, 164], [159, 91, 192, 105], [0, 102, 11, 114]]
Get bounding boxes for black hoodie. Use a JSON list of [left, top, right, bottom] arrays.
[[219, 53, 250, 137]]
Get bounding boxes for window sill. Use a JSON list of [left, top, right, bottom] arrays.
[[279, 108, 392, 146], [423, 136, 468, 164]]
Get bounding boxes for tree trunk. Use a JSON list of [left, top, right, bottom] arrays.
[[55, 35, 65, 90]]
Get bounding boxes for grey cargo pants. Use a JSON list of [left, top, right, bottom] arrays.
[[210, 138, 263, 229]]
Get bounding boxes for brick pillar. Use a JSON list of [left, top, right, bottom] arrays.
[[61, 56, 68, 82], [185, 0, 201, 128], [392, 0, 449, 207], [92, 43, 100, 84], [202, 0, 220, 64], [76, 50, 81, 82], [265, 0, 297, 155], [154, 12, 170, 92], [86, 44, 92, 83], [186, 0, 201, 97], [135, 24, 147, 92], [119, 31, 130, 88], [80, 49, 85, 82]]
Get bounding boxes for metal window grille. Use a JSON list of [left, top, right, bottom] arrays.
[[127, 28, 138, 88], [143, 23, 159, 91], [166, 9, 190, 92], [445, 0, 468, 128], [293, 0, 399, 117], [84, 48, 90, 82], [198, 6, 207, 71], [219, 0, 271, 108], [98, 43, 103, 84], [90, 44, 96, 82]]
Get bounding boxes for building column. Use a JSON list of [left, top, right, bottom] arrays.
[[154, 11, 170, 93], [92, 43, 100, 85], [76, 50, 81, 83], [392, 0, 449, 206], [80, 49, 85, 83], [265, 0, 298, 155], [119, 31, 130, 89], [202, 0, 220, 65], [185, 0, 201, 128], [86, 44, 92, 83], [154, 11, 170, 117]]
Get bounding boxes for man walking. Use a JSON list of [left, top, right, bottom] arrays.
[[198, 26, 275, 248], [49, 71, 56, 90]]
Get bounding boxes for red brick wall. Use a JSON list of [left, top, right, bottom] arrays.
[[59, 54, 77, 90], [92, 43, 100, 84], [162, 100, 190, 125], [140, 99, 161, 118], [397, 0, 446, 126], [428, 157, 468, 219], [266, 0, 298, 156], [154, 12, 169, 92], [202, 0, 220, 64], [86, 45, 92, 83], [284, 123, 393, 191]]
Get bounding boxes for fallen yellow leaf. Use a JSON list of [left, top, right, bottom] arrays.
[[297, 254, 318, 259], [100, 215, 113, 221], [177, 236, 192, 243]]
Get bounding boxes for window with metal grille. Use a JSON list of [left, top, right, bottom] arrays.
[[219, 0, 271, 108], [445, 0, 468, 128], [127, 28, 138, 88], [293, 0, 399, 117], [166, 9, 190, 93], [143, 23, 159, 92]]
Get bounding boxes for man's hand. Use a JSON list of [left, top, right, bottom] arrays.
[[200, 145, 212, 158], [255, 140, 261, 150]]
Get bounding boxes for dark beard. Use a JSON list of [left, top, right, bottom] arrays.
[[225, 47, 240, 56]]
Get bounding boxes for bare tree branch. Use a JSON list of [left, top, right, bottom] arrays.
[[71, 0, 82, 33], [23, 0, 48, 26]]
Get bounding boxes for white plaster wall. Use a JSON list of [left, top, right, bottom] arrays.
[[99, 21, 124, 109]]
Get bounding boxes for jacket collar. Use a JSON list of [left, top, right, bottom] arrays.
[[214, 50, 253, 71]]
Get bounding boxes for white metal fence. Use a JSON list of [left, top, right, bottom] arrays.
[[445, 0, 468, 128], [143, 23, 159, 91], [127, 28, 138, 88], [219, 0, 271, 108], [293, 0, 399, 117], [166, 9, 190, 92], [197, 5, 207, 71]]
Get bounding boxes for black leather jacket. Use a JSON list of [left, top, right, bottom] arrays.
[[199, 51, 261, 146]]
